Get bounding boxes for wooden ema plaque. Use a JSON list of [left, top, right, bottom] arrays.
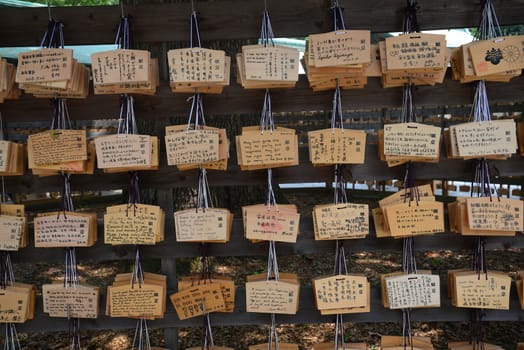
[[468, 35, 524, 76], [383, 122, 441, 159], [311, 343, 368, 350], [383, 201, 444, 237], [100, 137, 159, 173], [104, 204, 164, 245], [27, 129, 87, 167], [308, 128, 366, 165], [313, 274, 369, 311], [0, 204, 28, 250], [242, 45, 299, 82], [245, 274, 299, 314], [385, 33, 446, 71], [249, 343, 298, 350], [42, 283, 99, 318], [448, 120, 517, 158], [309, 30, 371, 67], [0, 60, 21, 103], [378, 184, 434, 208], [107, 273, 166, 319], [0, 282, 35, 323], [449, 342, 504, 350], [236, 127, 299, 170], [312, 203, 369, 240], [174, 208, 232, 243], [93, 58, 159, 96], [381, 336, 434, 350], [170, 283, 226, 320], [178, 275, 235, 313], [34, 211, 97, 248], [91, 49, 150, 85], [95, 134, 152, 169], [16, 48, 73, 84], [168, 48, 226, 83], [243, 204, 300, 243], [449, 270, 511, 310], [165, 129, 220, 166], [384, 273, 440, 309], [516, 271, 524, 310]]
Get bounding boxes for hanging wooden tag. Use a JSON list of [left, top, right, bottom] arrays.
[[468, 35, 524, 76], [449, 342, 504, 350], [104, 204, 164, 245], [313, 274, 368, 310], [450, 270, 511, 310], [378, 184, 434, 209], [385, 33, 446, 71], [174, 208, 232, 243], [42, 283, 99, 319], [27, 129, 87, 166], [0, 204, 27, 249], [466, 197, 523, 232], [165, 129, 220, 166], [516, 271, 524, 309], [34, 212, 96, 247], [91, 49, 150, 85], [245, 279, 299, 314], [451, 119, 517, 157], [170, 283, 226, 320], [372, 207, 391, 238], [0, 140, 11, 172], [383, 123, 441, 159], [178, 275, 235, 312], [0, 215, 25, 251], [16, 48, 74, 83], [308, 128, 366, 165], [168, 48, 226, 83], [249, 343, 298, 350], [242, 45, 299, 82], [95, 134, 152, 169], [0, 283, 35, 323], [107, 282, 165, 319], [384, 273, 440, 309], [381, 336, 434, 350], [384, 201, 444, 237], [243, 204, 300, 243], [312, 203, 369, 240], [453, 198, 513, 236], [309, 30, 371, 67]]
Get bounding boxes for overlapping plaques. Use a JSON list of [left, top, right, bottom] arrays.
[[373, 185, 444, 238], [444, 120, 517, 159], [516, 271, 524, 310], [0, 140, 24, 177], [0, 59, 21, 102], [381, 336, 434, 350], [165, 125, 229, 170], [236, 127, 299, 170], [242, 204, 300, 243], [177, 275, 235, 313], [0, 282, 36, 323], [378, 123, 441, 167], [236, 45, 300, 89], [447, 197, 522, 236], [312, 203, 369, 240], [313, 274, 370, 314], [42, 283, 99, 318], [380, 271, 440, 309], [95, 134, 159, 172], [466, 35, 524, 77], [91, 50, 158, 95], [308, 128, 366, 165], [168, 48, 230, 94], [448, 270, 511, 310], [379, 33, 448, 88], [245, 273, 300, 314], [106, 272, 166, 319], [0, 204, 28, 250], [104, 204, 165, 245], [34, 211, 97, 247], [174, 208, 233, 243], [303, 30, 372, 91]]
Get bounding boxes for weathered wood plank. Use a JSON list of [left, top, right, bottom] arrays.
[[1, 0, 524, 46]]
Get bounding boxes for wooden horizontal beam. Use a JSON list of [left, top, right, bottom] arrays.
[[1, 0, 524, 46], [16, 285, 524, 333], [2, 75, 524, 122]]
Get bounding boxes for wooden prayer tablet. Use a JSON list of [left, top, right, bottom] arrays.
[[245, 275, 300, 314], [242, 204, 300, 243], [308, 128, 366, 165], [312, 203, 369, 240], [34, 211, 97, 248], [313, 274, 369, 311], [378, 184, 434, 209], [385, 33, 446, 72], [42, 283, 99, 319], [448, 270, 511, 310], [468, 35, 524, 76], [91, 49, 150, 86], [311, 342, 368, 350], [165, 126, 224, 166], [378, 130, 439, 167], [95, 134, 153, 170], [16, 48, 74, 84], [178, 275, 235, 312], [27, 129, 87, 168], [0, 204, 28, 250], [174, 208, 233, 243], [516, 271, 524, 310], [93, 58, 159, 95], [381, 336, 434, 350], [0, 60, 21, 103], [104, 204, 164, 245], [383, 122, 441, 160], [170, 282, 227, 320], [236, 127, 299, 170], [249, 343, 298, 350], [448, 342, 504, 350], [0, 282, 36, 323], [31, 140, 95, 177], [383, 201, 444, 238], [309, 30, 371, 67], [170, 55, 230, 94], [383, 273, 440, 309], [107, 273, 166, 319]]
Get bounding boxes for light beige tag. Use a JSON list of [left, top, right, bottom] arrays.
[[165, 129, 220, 166], [0, 286, 32, 323], [245, 280, 299, 314], [309, 30, 371, 67], [378, 184, 434, 208], [313, 274, 368, 309], [453, 271, 511, 310], [28, 129, 87, 166], [42, 284, 99, 318], [170, 283, 226, 320], [313, 203, 369, 240], [0, 140, 11, 172], [16, 48, 73, 83], [308, 128, 366, 165], [237, 130, 298, 168], [95, 134, 152, 169], [249, 343, 298, 350], [243, 205, 300, 243], [466, 197, 523, 232], [385, 33, 446, 71], [91, 49, 150, 85], [385, 273, 440, 309], [167, 48, 226, 83], [34, 212, 93, 247], [452, 120, 517, 157], [468, 35, 524, 76], [108, 283, 164, 318], [242, 45, 299, 82], [174, 208, 230, 242], [0, 215, 24, 251], [383, 123, 441, 158], [385, 201, 444, 237], [104, 205, 162, 245]]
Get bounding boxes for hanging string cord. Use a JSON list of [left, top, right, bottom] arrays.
[[190, 10, 202, 49], [403, 0, 420, 34], [402, 308, 414, 350], [117, 95, 137, 135], [331, 0, 346, 31], [131, 246, 145, 288], [201, 308, 215, 350], [260, 8, 276, 47], [115, 15, 130, 50], [4, 322, 22, 350], [476, 0, 502, 41], [334, 313, 345, 350], [333, 240, 348, 276], [187, 93, 206, 131], [132, 318, 152, 350], [196, 167, 213, 211], [51, 98, 72, 131], [266, 240, 279, 282], [267, 313, 279, 350], [470, 80, 491, 123], [400, 84, 415, 124], [260, 89, 275, 133], [331, 81, 344, 132], [40, 17, 65, 49], [68, 317, 81, 350]]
